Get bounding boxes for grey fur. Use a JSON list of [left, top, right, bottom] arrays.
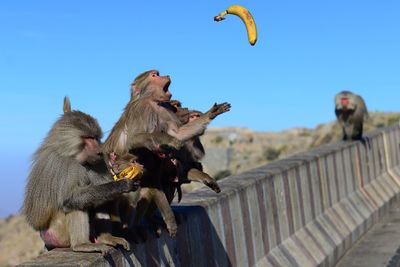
[[334, 91, 368, 141], [22, 98, 136, 252]]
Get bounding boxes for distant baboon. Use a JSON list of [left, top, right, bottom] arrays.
[[22, 97, 139, 254], [335, 90, 368, 141], [106, 69, 230, 237]]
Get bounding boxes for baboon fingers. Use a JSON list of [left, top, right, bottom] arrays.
[[71, 243, 113, 255], [208, 102, 231, 119], [97, 233, 131, 251]]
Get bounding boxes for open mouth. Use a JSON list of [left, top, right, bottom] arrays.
[[163, 80, 171, 92]]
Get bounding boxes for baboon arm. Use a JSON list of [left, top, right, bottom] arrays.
[[153, 189, 177, 237], [62, 180, 137, 212], [169, 102, 231, 142], [128, 132, 181, 151], [169, 120, 209, 142]]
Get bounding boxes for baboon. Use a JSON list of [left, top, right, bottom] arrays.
[[161, 104, 221, 195], [169, 100, 191, 124], [182, 110, 221, 193], [335, 90, 368, 141], [22, 97, 138, 254], [106, 69, 230, 237]]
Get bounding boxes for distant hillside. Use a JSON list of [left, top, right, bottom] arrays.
[[200, 112, 400, 179], [1, 111, 399, 266]]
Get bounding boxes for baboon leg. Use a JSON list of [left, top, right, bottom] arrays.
[[352, 122, 363, 140], [134, 189, 152, 226], [153, 189, 177, 237], [130, 188, 177, 239], [187, 168, 221, 193], [343, 124, 353, 141], [341, 126, 348, 141], [141, 201, 163, 238], [118, 192, 140, 228], [109, 200, 122, 223], [66, 211, 112, 255], [44, 212, 70, 248], [91, 212, 131, 250], [129, 189, 154, 241]]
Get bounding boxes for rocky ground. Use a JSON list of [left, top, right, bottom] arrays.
[[1, 112, 399, 266], [0, 215, 44, 266]]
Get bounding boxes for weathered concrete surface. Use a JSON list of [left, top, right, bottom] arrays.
[[18, 126, 400, 267], [335, 198, 400, 267]]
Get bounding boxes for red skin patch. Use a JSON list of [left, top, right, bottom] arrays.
[[40, 230, 64, 248], [341, 98, 349, 106], [41, 230, 98, 248]]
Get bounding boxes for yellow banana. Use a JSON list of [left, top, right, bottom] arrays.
[[214, 5, 257, 46], [114, 165, 143, 181]]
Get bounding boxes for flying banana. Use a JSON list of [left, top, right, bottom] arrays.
[[214, 5, 257, 46]]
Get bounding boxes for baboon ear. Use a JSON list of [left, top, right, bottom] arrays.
[[131, 84, 141, 94], [63, 96, 71, 114]]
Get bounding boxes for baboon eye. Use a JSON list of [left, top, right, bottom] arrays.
[[151, 72, 159, 77], [81, 136, 96, 140]]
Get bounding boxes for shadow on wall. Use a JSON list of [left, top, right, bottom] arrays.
[[18, 205, 232, 267], [19, 205, 232, 267], [112, 205, 233, 267]]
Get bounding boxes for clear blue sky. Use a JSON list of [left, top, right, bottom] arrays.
[[1, 0, 399, 218]]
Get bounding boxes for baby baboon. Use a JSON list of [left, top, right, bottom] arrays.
[[22, 97, 138, 254], [335, 90, 368, 141], [161, 104, 221, 195], [182, 110, 221, 193], [106, 70, 230, 237]]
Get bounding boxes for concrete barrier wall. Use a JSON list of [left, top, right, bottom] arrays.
[[19, 126, 400, 267]]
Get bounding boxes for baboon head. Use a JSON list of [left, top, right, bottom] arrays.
[[131, 70, 172, 102]]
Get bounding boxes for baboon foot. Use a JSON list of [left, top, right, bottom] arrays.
[[71, 243, 113, 256], [168, 227, 178, 238], [97, 233, 131, 251], [167, 223, 177, 238], [204, 180, 221, 193]]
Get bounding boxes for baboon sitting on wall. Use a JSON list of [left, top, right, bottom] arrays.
[[334, 90, 368, 141], [22, 97, 138, 254], [105, 70, 230, 237]]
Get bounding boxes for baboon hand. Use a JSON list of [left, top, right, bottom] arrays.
[[120, 179, 140, 192], [206, 102, 231, 120]]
